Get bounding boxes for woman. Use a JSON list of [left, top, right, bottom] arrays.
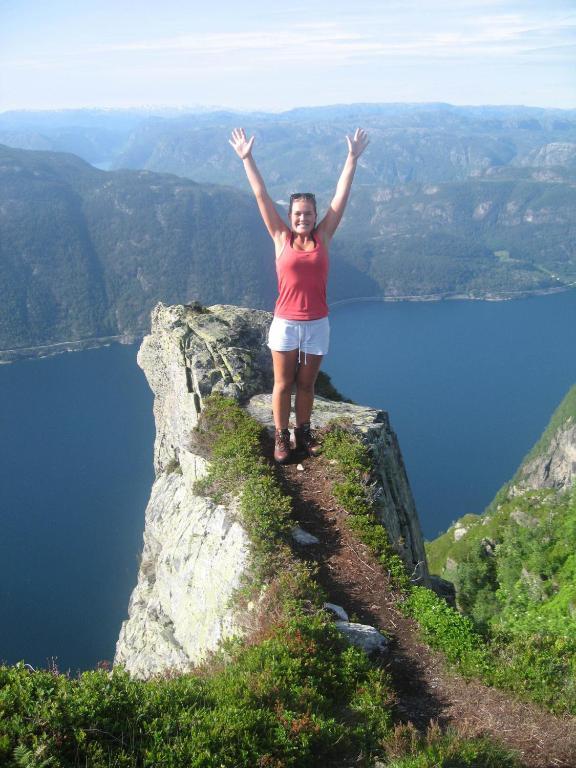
[[229, 127, 369, 463]]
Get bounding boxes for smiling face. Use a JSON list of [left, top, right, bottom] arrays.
[[289, 197, 317, 236]]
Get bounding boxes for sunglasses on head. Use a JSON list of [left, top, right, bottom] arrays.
[[290, 192, 316, 202]]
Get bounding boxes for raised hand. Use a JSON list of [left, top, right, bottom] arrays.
[[229, 127, 255, 160], [346, 128, 369, 159]]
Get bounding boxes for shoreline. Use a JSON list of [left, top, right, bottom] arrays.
[[2, 284, 575, 364], [329, 284, 575, 309], [0, 333, 141, 365]]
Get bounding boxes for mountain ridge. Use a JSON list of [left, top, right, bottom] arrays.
[[2, 136, 576, 359]]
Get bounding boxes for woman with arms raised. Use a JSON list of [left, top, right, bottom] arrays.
[[229, 127, 369, 463]]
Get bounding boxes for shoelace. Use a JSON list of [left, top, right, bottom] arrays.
[[275, 430, 290, 449]]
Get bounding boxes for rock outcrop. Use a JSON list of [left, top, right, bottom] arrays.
[[509, 422, 576, 495], [246, 393, 428, 580], [115, 302, 429, 678], [508, 384, 576, 496]]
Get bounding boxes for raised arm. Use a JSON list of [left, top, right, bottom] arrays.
[[317, 128, 369, 244], [229, 128, 288, 244]]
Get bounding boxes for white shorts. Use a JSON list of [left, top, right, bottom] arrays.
[[268, 316, 330, 361]]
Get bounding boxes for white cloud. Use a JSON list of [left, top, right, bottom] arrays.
[[1, 1, 574, 110], [6, 15, 573, 73]]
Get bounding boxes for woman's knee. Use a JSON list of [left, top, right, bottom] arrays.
[[296, 378, 315, 396], [273, 380, 294, 396]]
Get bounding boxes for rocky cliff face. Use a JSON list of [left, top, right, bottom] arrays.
[[508, 385, 576, 497], [509, 423, 576, 496], [115, 302, 429, 678]]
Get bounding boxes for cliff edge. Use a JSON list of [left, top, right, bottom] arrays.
[[115, 302, 428, 678], [507, 383, 576, 496]]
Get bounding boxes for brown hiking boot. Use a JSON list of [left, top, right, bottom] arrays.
[[294, 422, 322, 457], [274, 428, 291, 464]]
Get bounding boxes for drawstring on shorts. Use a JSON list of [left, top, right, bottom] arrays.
[[297, 324, 308, 366]]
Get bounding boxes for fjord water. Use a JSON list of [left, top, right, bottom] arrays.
[[324, 289, 576, 539], [0, 344, 154, 672], [1, 290, 576, 671]]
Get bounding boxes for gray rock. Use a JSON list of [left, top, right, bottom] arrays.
[[323, 603, 349, 621], [291, 526, 320, 546], [137, 302, 273, 474], [453, 523, 468, 541], [510, 509, 539, 528], [445, 557, 458, 573], [335, 622, 391, 656], [116, 302, 428, 678], [117, 303, 272, 677], [114, 473, 251, 679], [247, 393, 429, 583], [509, 422, 576, 495]]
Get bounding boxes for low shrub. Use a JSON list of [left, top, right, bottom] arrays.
[[383, 722, 520, 768], [0, 616, 395, 768], [322, 421, 576, 715], [0, 396, 527, 766], [489, 631, 576, 714], [322, 423, 410, 591], [401, 587, 491, 678]]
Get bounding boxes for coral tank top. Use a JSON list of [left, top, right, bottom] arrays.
[[274, 236, 329, 321]]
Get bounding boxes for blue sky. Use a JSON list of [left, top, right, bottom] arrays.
[[1, 0, 574, 112]]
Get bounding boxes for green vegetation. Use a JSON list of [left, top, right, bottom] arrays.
[[425, 382, 576, 714], [0, 394, 521, 766], [0, 618, 393, 768], [3, 114, 576, 356], [321, 423, 410, 590], [384, 723, 520, 768], [510, 384, 576, 478], [404, 569, 576, 713], [193, 395, 293, 585], [324, 421, 576, 715], [425, 487, 576, 713], [0, 647, 519, 768], [402, 587, 491, 678]]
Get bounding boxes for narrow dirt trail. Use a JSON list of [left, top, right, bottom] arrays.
[[275, 453, 576, 768]]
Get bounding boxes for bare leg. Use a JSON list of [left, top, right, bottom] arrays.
[[271, 350, 299, 429], [294, 354, 323, 426]]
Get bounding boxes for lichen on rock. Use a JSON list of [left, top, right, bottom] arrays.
[[115, 302, 429, 678]]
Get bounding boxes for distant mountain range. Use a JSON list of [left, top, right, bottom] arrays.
[[2, 103, 575, 181], [1, 104, 575, 355]]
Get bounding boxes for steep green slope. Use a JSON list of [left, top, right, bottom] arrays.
[[507, 384, 576, 489], [429, 383, 576, 568], [427, 487, 576, 633], [427, 384, 576, 664], [0, 145, 277, 353]]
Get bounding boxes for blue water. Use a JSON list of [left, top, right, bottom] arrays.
[[0, 344, 154, 672], [324, 290, 576, 539], [1, 290, 576, 671]]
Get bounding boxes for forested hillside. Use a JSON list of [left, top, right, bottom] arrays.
[[2, 103, 576, 355], [0, 145, 276, 355]]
